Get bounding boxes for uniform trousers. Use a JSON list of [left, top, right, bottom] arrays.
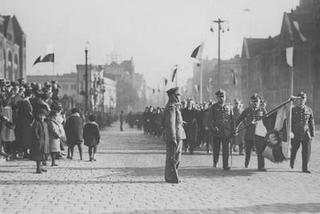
[[245, 136, 266, 169], [290, 138, 311, 171], [165, 140, 182, 182], [212, 136, 229, 168]]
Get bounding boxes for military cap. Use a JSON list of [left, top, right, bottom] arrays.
[[297, 91, 307, 99], [250, 93, 260, 101], [215, 89, 226, 97], [166, 87, 180, 96]]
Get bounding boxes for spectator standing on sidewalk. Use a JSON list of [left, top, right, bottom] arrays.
[[164, 87, 186, 184], [48, 110, 64, 166], [83, 114, 100, 161], [30, 109, 47, 174], [65, 108, 83, 160]]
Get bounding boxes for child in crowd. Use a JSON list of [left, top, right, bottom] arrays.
[[83, 114, 100, 161]]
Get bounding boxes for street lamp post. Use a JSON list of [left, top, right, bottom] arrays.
[[211, 18, 229, 89], [85, 43, 89, 113]]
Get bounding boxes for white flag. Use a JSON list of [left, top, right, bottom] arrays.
[[286, 47, 294, 67], [293, 21, 307, 42]]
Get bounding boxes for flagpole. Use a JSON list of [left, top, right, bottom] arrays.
[[199, 61, 203, 103], [175, 68, 178, 87], [287, 51, 294, 158]]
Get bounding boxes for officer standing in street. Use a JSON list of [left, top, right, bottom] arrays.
[[207, 89, 233, 170], [236, 94, 267, 171], [290, 92, 315, 173], [164, 87, 186, 183]]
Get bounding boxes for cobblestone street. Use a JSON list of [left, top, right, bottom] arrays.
[[1, 123, 320, 214]]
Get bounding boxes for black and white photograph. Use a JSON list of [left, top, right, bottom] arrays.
[[0, 0, 320, 213]]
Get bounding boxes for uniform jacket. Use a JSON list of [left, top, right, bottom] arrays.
[[292, 105, 315, 141], [236, 106, 267, 141], [207, 102, 234, 138], [164, 102, 186, 142]]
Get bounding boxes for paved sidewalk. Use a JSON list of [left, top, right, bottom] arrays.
[[1, 123, 320, 214]]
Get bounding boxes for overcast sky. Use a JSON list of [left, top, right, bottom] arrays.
[[1, 0, 299, 87]]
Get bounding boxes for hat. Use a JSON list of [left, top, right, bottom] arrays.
[[250, 93, 260, 101], [215, 89, 226, 97], [297, 91, 307, 99], [166, 87, 180, 96]]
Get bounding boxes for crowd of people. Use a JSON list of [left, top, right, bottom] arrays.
[[0, 78, 104, 173]]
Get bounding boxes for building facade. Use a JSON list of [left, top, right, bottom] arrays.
[[0, 15, 26, 81], [241, 0, 320, 121]]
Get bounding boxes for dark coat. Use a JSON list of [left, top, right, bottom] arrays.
[[83, 122, 100, 147], [30, 119, 45, 161], [15, 98, 34, 149], [64, 113, 83, 146]]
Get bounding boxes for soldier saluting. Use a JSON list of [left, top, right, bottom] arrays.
[[207, 89, 234, 170], [164, 87, 186, 183], [290, 92, 315, 173]]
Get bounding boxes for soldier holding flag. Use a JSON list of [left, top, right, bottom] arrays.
[[236, 94, 267, 171]]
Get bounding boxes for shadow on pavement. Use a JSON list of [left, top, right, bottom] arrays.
[[97, 151, 165, 155], [110, 202, 320, 213], [0, 180, 165, 185]]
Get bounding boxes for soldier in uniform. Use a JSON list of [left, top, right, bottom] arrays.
[[206, 89, 233, 170], [232, 99, 244, 155], [236, 94, 267, 171], [290, 92, 315, 173], [164, 87, 186, 183]]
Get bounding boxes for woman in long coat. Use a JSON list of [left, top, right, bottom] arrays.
[[48, 110, 64, 166], [64, 108, 83, 160], [83, 114, 100, 161]]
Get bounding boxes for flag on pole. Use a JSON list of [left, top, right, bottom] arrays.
[[33, 56, 42, 65], [190, 43, 204, 60], [293, 21, 307, 42], [41, 53, 55, 63], [286, 47, 294, 67], [171, 67, 178, 82], [152, 89, 155, 94], [33, 53, 55, 65], [255, 101, 291, 162]]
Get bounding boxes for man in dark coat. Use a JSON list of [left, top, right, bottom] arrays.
[[206, 89, 234, 170], [236, 94, 267, 171], [120, 110, 124, 131], [65, 108, 83, 160], [164, 87, 186, 183], [182, 99, 198, 154], [290, 92, 315, 173], [15, 88, 33, 158]]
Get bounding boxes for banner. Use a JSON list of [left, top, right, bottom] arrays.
[[286, 47, 293, 67]]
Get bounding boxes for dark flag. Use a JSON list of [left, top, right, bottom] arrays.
[[157, 88, 160, 92], [152, 89, 155, 94], [164, 78, 168, 86], [41, 53, 55, 63], [190, 43, 204, 59], [33, 56, 42, 65], [171, 67, 177, 82]]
